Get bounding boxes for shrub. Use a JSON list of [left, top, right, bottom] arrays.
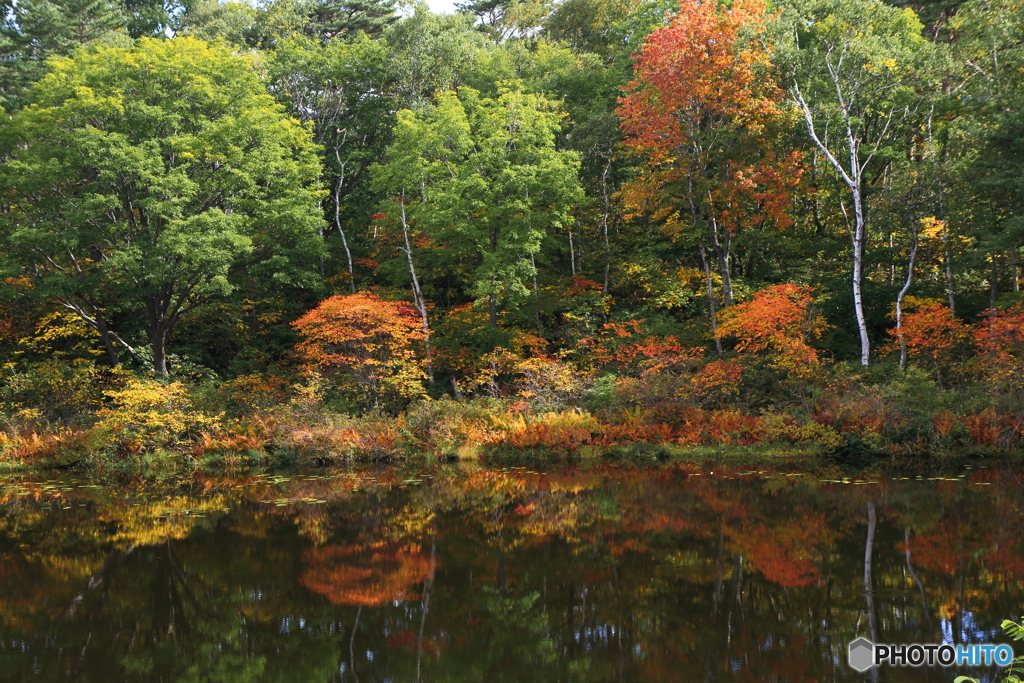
[[293, 293, 427, 414], [94, 378, 221, 453]]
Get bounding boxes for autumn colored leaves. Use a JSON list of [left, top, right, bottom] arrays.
[[617, 0, 802, 311]]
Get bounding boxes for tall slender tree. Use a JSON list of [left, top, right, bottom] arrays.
[[373, 87, 582, 328], [777, 0, 933, 366]]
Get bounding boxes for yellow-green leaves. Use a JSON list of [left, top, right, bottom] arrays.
[[0, 37, 325, 374]]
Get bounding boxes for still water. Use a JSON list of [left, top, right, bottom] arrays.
[[0, 462, 1019, 682]]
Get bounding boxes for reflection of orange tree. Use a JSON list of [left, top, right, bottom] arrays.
[[728, 513, 830, 588], [300, 542, 432, 606]]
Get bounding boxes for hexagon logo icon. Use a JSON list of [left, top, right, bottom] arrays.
[[849, 637, 875, 672]]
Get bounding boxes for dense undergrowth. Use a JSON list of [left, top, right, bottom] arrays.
[[1, 353, 1020, 472], [4, 285, 1023, 471]]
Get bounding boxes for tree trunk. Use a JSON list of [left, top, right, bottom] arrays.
[[710, 214, 734, 307], [151, 325, 168, 377], [990, 256, 999, 313], [700, 242, 724, 359], [399, 193, 433, 383], [600, 154, 612, 298], [791, 82, 872, 365], [415, 525, 436, 683], [943, 221, 956, 312], [1012, 248, 1019, 293], [896, 214, 920, 369], [333, 176, 355, 293], [851, 190, 870, 367], [865, 500, 879, 683], [146, 294, 170, 376]]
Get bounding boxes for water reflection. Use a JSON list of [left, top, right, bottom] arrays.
[[0, 464, 1020, 682]]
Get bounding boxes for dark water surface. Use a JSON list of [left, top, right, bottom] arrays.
[[0, 461, 1020, 682]]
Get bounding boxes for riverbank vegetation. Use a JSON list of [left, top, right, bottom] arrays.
[[1, 0, 1024, 469]]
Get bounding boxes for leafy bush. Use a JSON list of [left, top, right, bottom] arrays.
[[94, 378, 221, 454]]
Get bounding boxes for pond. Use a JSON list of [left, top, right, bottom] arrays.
[[0, 461, 1019, 682]]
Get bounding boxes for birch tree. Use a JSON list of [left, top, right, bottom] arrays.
[[777, 0, 932, 365]]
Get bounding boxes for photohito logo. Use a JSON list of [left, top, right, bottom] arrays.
[[847, 638, 1014, 672]]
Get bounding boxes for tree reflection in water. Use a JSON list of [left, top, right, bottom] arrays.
[[0, 463, 1020, 682]]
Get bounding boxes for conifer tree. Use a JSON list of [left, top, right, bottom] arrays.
[[307, 0, 398, 40], [0, 0, 124, 110]]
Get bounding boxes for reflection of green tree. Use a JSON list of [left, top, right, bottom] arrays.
[[481, 586, 556, 672]]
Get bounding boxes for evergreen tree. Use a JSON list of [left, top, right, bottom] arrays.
[[307, 0, 398, 41], [0, 0, 124, 110]]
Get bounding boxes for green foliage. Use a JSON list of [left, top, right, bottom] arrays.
[[0, 360, 114, 424], [0, 37, 324, 375], [0, 2, 1022, 462], [0, 0, 125, 110], [955, 617, 1024, 682], [374, 85, 583, 324]]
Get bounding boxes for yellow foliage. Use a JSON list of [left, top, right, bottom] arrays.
[[96, 378, 220, 449], [17, 310, 104, 358]]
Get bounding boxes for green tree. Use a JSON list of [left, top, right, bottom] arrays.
[[306, 0, 398, 41], [0, 37, 325, 375], [373, 86, 582, 328], [176, 0, 256, 45], [121, 0, 193, 38], [953, 0, 1024, 302], [268, 34, 395, 290]]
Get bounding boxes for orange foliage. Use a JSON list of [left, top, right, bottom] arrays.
[[717, 284, 822, 373], [732, 516, 827, 588], [683, 359, 744, 403], [617, 0, 801, 236], [960, 410, 1003, 447], [0, 429, 88, 464], [893, 304, 968, 374], [506, 411, 599, 451], [973, 303, 1024, 393], [300, 541, 432, 606], [577, 320, 691, 374], [292, 292, 426, 409]]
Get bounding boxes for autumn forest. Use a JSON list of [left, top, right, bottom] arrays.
[[1, 0, 1024, 465]]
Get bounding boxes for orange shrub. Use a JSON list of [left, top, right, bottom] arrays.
[[717, 284, 823, 375], [292, 293, 426, 412], [892, 304, 969, 382], [974, 303, 1024, 395]]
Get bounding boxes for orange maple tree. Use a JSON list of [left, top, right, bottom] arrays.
[[973, 303, 1024, 395], [292, 292, 426, 410], [891, 303, 969, 383], [716, 284, 823, 374], [616, 0, 802, 304]]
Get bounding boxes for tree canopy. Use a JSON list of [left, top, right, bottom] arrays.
[[0, 37, 324, 375]]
